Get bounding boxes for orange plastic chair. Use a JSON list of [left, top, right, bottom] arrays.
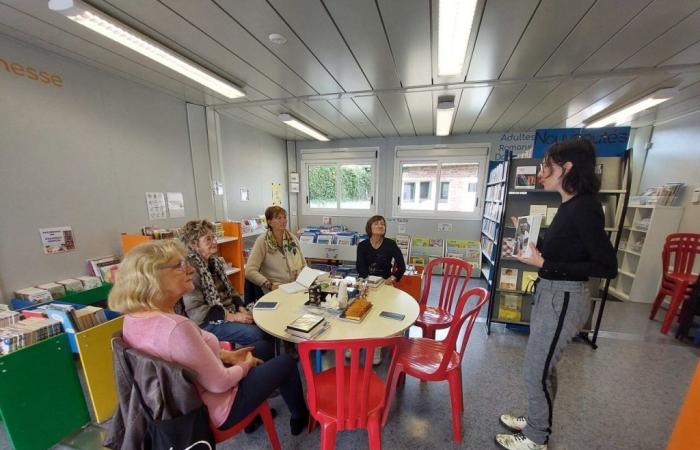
[[649, 233, 700, 334], [212, 342, 281, 449], [298, 337, 402, 450], [415, 257, 473, 339], [382, 287, 489, 442]]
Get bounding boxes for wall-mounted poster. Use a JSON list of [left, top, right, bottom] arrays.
[[166, 192, 185, 218], [146, 192, 167, 220], [272, 182, 282, 206], [240, 188, 250, 201], [40, 226, 75, 254]]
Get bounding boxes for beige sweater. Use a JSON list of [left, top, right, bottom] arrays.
[[245, 233, 306, 290]]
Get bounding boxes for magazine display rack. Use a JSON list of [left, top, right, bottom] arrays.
[[484, 150, 631, 348]]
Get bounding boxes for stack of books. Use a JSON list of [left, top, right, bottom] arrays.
[[14, 287, 53, 304], [28, 304, 109, 333], [0, 317, 62, 354], [0, 310, 20, 328], [367, 275, 384, 288], [286, 313, 328, 339]]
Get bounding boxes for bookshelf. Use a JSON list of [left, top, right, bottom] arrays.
[[484, 151, 631, 347], [610, 205, 682, 302]]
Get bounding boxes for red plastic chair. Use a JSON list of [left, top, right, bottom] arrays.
[[649, 233, 700, 334], [415, 257, 473, 339], [382, 287, 489, 442], [211, 342, 281, 449], [298, 337, 402, 450]]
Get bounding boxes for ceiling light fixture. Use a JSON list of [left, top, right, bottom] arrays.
[[268, 33, 288, 45], [278, 113, 330, 141], [48, 0, 245, 99], [438, 0, 479, 76], [585, 88, 677, 128], [435, 96, 456, 136]]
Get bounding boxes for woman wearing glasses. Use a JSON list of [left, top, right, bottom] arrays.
[[180, 220, 274, 362], [496, 139, 617, 450], [109, 240, 308, 436]]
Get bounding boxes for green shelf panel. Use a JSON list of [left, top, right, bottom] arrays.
[[63, 283, 112, 305], [0, 334, 90, 450]]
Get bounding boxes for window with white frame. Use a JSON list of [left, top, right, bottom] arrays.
[[393, 146, 488, 219], [300, 149, 377, 216]]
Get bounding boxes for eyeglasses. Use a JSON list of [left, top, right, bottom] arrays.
[[160, 260, 188, 271]]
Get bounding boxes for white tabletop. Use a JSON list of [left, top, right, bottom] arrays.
[[252, 284, 420, 343]]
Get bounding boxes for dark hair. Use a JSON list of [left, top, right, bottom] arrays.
[[365, 215, 386, 237], [544, 138, 600, 195], [265, 206, 287, 228]]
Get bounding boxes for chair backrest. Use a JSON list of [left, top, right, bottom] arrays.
[[418, 257, 473, 311], [663, 233, 700, 276], [298, 337, 402, 430], [434, 287, 489, 375]]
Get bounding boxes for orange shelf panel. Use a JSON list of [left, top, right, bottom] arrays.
[[220, 222, 244, 293], [120, 234, 152, 255]]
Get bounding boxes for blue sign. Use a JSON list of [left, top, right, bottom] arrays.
[[533, 127, 630, 158]]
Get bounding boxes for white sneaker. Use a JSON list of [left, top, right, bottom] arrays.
[[500, 414, 527, 432], [372, 348, 382, 365], [495, 433, 546, 450]]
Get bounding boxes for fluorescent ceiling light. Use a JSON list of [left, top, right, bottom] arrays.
[[278, 113, 329, 141], [436, 96, 456, 136], [438, 0, 478, 76], [48, 0, 245, 99], [585, 88, 677, 128]]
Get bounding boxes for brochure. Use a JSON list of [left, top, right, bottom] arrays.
[[279, 267, 328, 294]]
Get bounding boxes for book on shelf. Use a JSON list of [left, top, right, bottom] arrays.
[[515, 166, 537, 189], [0, 311, 20, 328], [57, 278, 84, 292], [77, 276, 102, 290], [14, 287, 52, 304], [87, 255, 121, 282], [286, 313, 327, 339], [521, 271, 539, 293], [499, 268, 518, 290], [498, 294, 522, 322], [545, 207, 558, 226], [279, 266, 329, 294], [529, 204, 547, 218], [299, 233, 317, 243], [36, 282, 66, 299], [315, 234, 334, 245]]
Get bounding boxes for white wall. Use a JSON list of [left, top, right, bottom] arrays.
[[642, 113, 700, 233], [0, 35, 199, 300]]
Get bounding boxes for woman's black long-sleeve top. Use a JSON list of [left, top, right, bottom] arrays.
[[538, 193, 618, 281], [356, 238, 406, 281]]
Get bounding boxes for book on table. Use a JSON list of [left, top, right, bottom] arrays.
[[286, 313, 328, 339], [279, 266, 329, 294]]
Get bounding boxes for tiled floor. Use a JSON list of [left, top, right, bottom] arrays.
[[2, 277, 697, 450]]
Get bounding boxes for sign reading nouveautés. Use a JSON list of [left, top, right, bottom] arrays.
[[533, 127, 630, 158]]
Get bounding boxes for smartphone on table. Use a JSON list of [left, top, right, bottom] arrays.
[[254, 301, 279, 310], [379, 311, 405, 321]]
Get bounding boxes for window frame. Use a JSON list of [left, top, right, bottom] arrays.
[[392, 145, 488, 220], [300, 150, 378, 217]]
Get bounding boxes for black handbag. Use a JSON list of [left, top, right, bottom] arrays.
[[120, 347, 216, 450]]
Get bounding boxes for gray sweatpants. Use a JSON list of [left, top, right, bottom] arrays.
[[522, 278, 590, 445]]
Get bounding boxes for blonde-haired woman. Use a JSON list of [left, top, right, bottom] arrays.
[[109, 240, 309, 435], [246, 206, 306, 292]]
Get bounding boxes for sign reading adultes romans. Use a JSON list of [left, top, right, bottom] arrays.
[[40, 226, 76, 254]]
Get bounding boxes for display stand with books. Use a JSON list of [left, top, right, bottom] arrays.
[[484, 150, 632, 348]]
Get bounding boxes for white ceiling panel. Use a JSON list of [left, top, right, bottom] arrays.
[[453, 86, 492, 133], [323, 0, 401, 89], [576, 1, 700, 73], [267, 0, 370, 92], [325, 98, 382, 137], [305, 101, 366, 138], [377, 0, 432, 87], [353, 96, 399, 136], [466, 0, 539, 81], [661, 40, 700, 67], [219, 109, 290, 139], [471, 84, 526, 133], [510, 79, 596, 130], [537, 0, 651, 77], [376, 93, 415, 136], [655, 94, 700, 123], [490, 81, 560, 131], [500, 0, 596, 79], [405, 91, 434, 136], [161, 0, 317, 96], [617, 10, 700, 70], [211, 0, 343, 95]]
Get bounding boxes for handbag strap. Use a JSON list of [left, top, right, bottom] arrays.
[[117, 345, 156, 423]]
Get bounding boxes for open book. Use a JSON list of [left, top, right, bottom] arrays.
[[279, 267, 329, 294]]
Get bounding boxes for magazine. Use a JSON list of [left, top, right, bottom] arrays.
[[515, 166, 537, 189]]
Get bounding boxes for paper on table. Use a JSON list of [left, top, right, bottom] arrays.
[[279, 266, 328, 294]]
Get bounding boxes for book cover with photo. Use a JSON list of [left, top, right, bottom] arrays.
[[521, 271, 539, 293], [498, 293, 522, 322], [499, 268, 518, 290], [512, 215, 542, 258], [515, 166, 537, 189]]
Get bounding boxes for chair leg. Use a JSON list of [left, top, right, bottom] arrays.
[[382, 367, 403, 427], [457, 368, 464, 412], [320, 422, 338, 450], [259, 403, 282, 450], [661, 282, 688, 334], [425, 328, 436, 340], [398, 372, 406, 386], [368, 415, 382, 450], [650, 289, 668, 320], [447, 370, 463, 442]]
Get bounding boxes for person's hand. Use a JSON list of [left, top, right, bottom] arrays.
[[385, 276, 396, 286], [226, 311, 253, 324], [270, 283, 280, 291], [220, 346, 255, 365], [510, 216, 519, 228], [515, 242, 544, 268], [238, 306, 253, 319], [243, 350, 263, 367]]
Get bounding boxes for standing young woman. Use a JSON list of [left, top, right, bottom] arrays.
[[496, 138, 617, 450]]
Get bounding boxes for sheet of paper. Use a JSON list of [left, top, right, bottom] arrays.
[[279, 281, 305, 294]]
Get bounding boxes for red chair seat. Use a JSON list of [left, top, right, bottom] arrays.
[[315, 366, 385, 420], [418, 307, 454, 327], [397, 338, 460, 377], [666, 273, 698, 284]]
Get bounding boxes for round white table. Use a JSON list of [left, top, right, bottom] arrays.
[[252, 284, 420, 343]]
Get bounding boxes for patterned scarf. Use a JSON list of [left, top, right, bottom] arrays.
[[186, 249, 236, 310], [264, 229, 305, 276]]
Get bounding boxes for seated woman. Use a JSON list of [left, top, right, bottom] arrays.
[[180, 220, 273, 361], [356, 215, 406, 285], [246, 206, 306, 293], [109, 240, 309, 435]]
